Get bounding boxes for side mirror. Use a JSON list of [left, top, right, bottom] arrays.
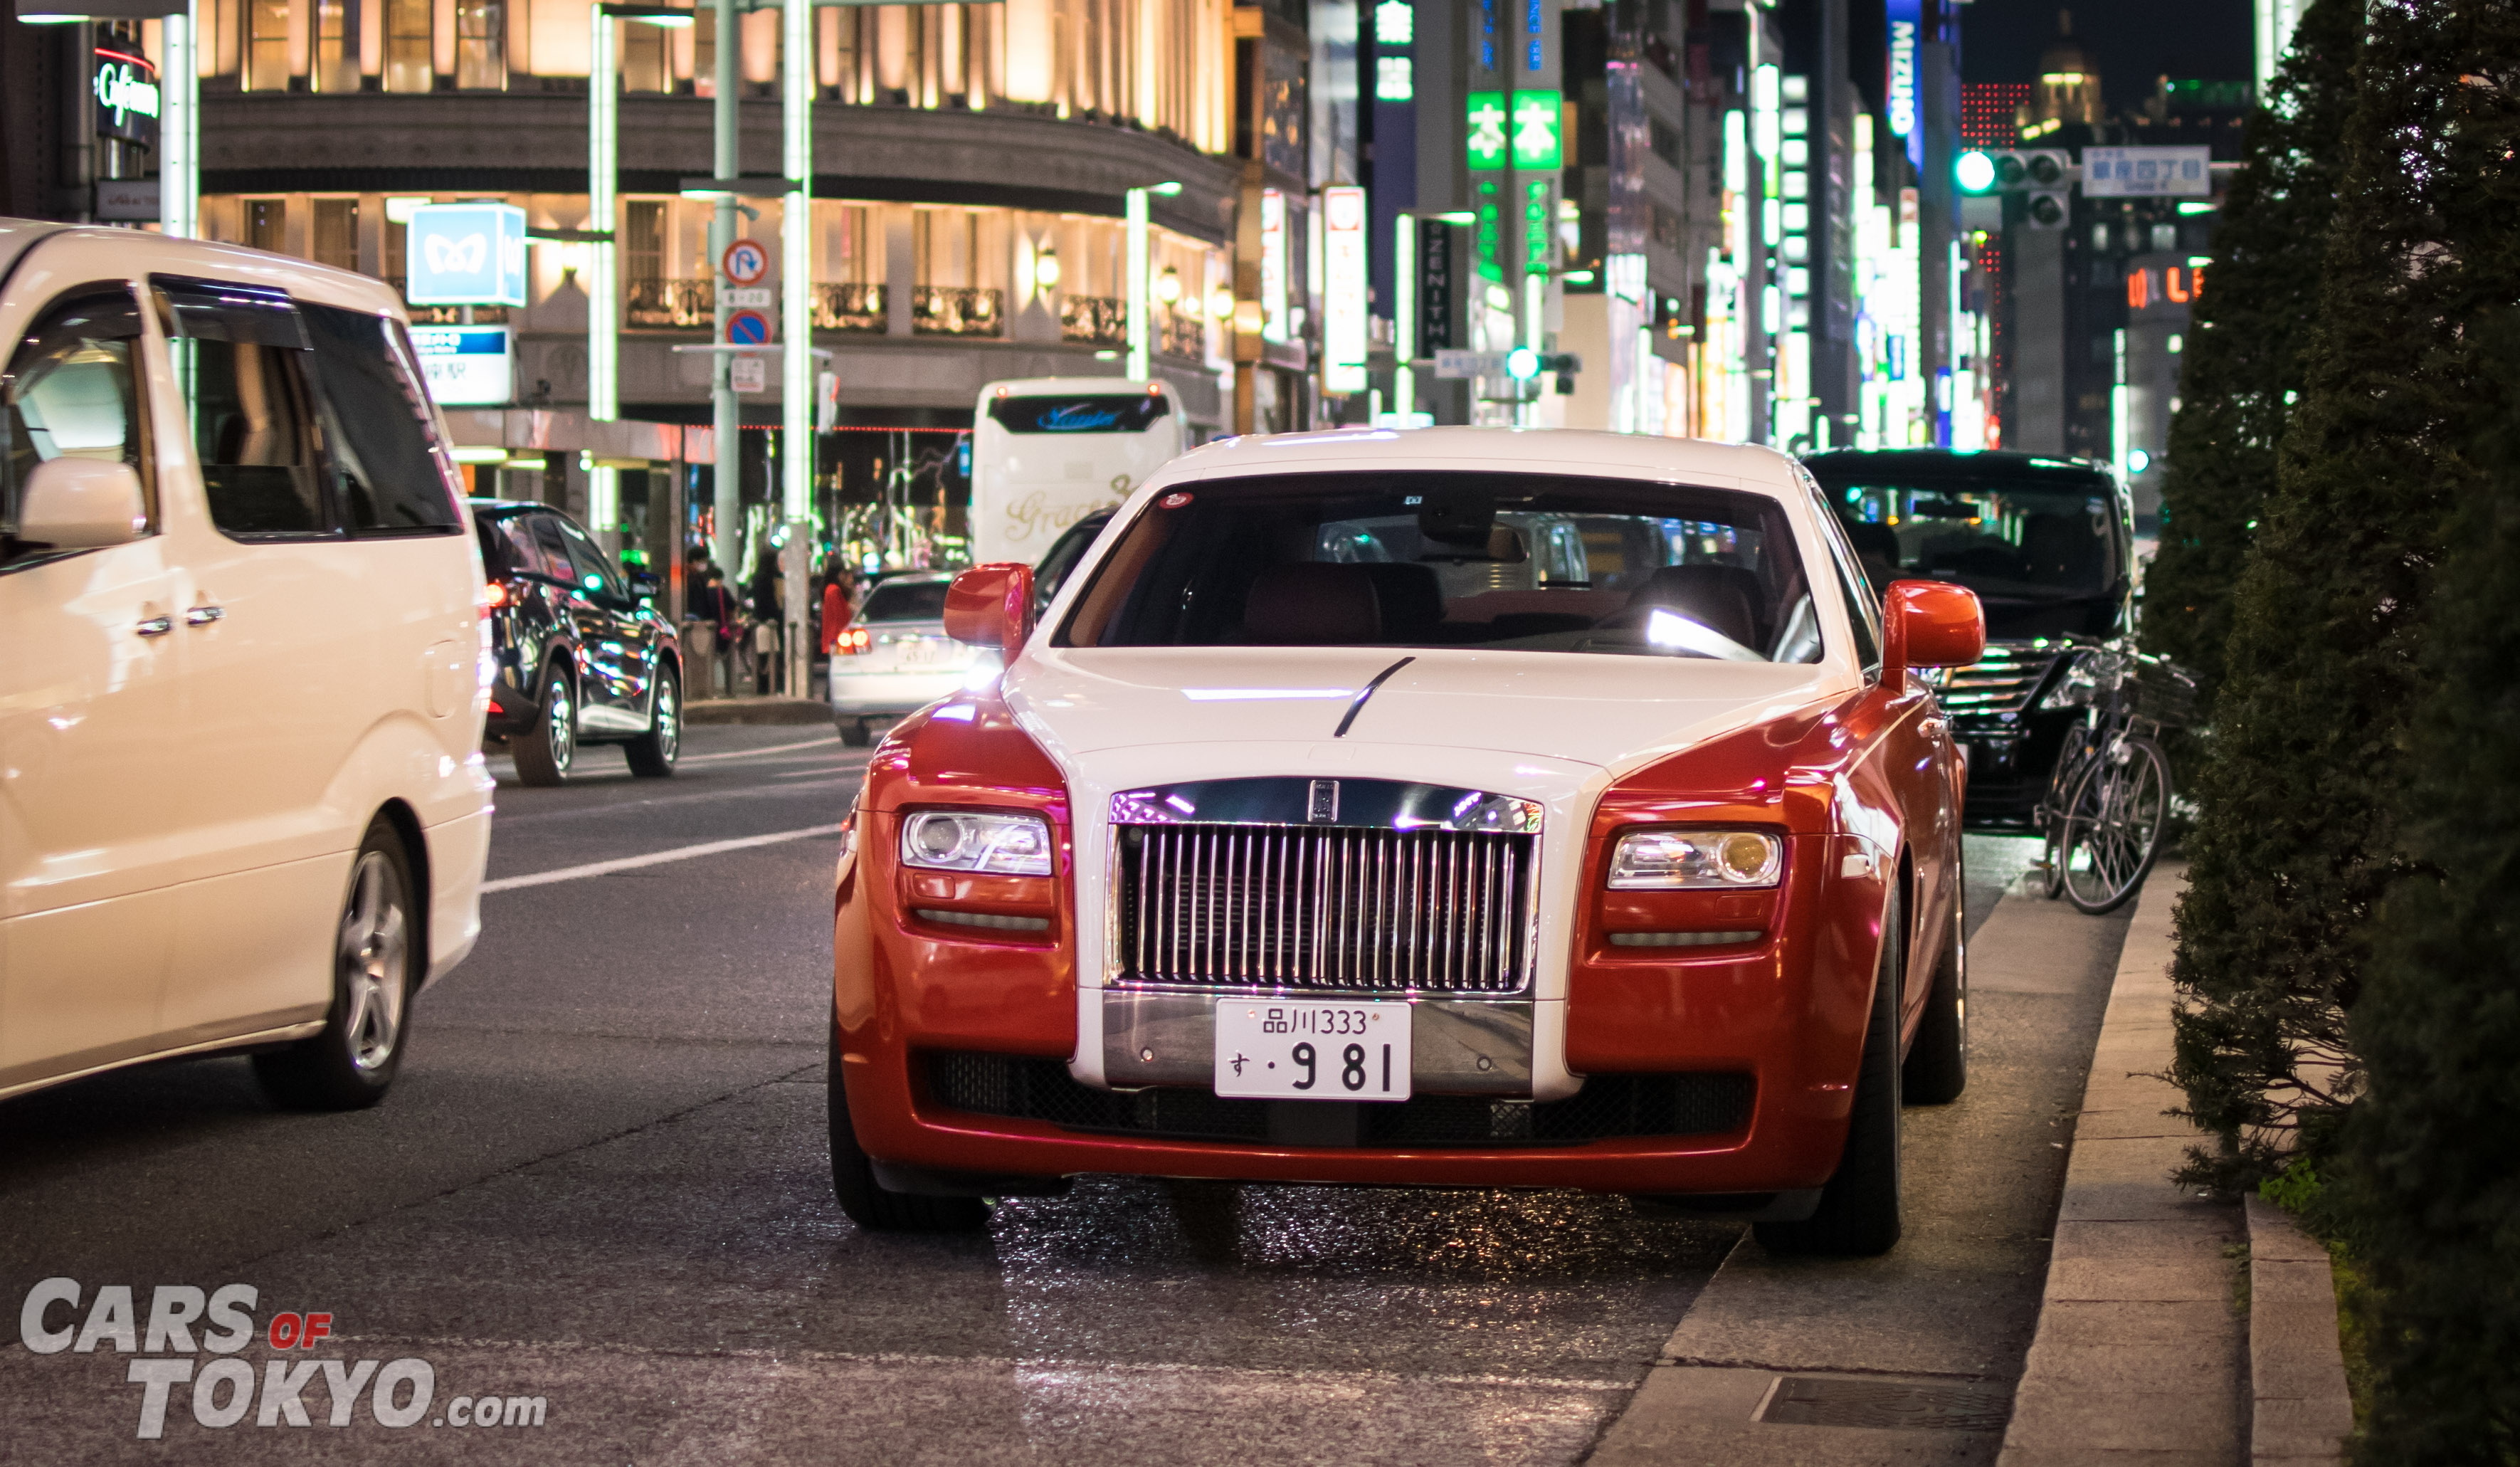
[[18, 458, 144, 549], [943, 562, 1035, 651], [1882, 579, 1986, 683]]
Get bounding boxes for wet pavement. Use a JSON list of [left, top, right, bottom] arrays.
[[0, 725, 2119, 1464]]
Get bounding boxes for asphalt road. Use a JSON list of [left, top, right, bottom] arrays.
[[0, 723, 2131, 1465]]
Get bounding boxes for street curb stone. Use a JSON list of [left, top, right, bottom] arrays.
[[2245, 1196, 2351, 1465], [1996, 863, 2250, 1464]]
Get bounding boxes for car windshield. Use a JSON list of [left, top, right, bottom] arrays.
[[1808, 461, 2124, 639], [860, 578, 951, 623], [1057, 470, 1823, 663]]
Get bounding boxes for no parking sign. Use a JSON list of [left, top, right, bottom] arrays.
[[726, 309, 773, 345]]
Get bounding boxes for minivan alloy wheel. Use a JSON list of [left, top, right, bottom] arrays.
[[339, 850, 409, 1071]]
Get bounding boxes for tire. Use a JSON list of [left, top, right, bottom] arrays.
[[1756, 883, 1904, 1257], [838, 717, 873, 748], [2059, 735, 2170, 915], [827, 1017, 989, 1233], [1902, 878, 1968, 1105], [254, 820, 416, 1110], [624, 664, 681, 778], [510, 661, 577, 787]]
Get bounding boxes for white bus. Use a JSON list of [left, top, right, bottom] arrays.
[[969, 377, 1190, 567]]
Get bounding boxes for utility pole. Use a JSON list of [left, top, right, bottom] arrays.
[[780, 0, 812, 701]]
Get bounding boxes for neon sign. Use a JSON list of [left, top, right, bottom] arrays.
[[93, 49, 160, 147], [2125, 263, 2205, 310]]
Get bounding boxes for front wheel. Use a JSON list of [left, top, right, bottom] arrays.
[[1902, 880, 1968, 1105], [838, 717, 873, 748], [2058, 735, 2170, 915], [1756, 883, 1904, 1257], [624, 665, 681, 778], [828, 1019, 989, 1233], [254, 821, 414, 1110]]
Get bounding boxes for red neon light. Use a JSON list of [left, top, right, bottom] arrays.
[[2166, 268, 2189, 305], [2126, 270, 2150, 310]]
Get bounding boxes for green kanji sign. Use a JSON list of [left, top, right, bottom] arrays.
[[1510, 89, 1563, 170], [1466, 92, 1508, 172]]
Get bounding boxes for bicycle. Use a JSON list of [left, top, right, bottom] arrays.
[[2034, 641, 2195, 915]]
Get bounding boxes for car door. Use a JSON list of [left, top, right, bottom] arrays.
[[148, 277, 414, 1043], [551, 512, 653, 733], [0, 273, 189, 1088]]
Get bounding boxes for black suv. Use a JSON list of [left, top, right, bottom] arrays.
[[1802, 450, 2134, 829], [472, 500, 682, 784]]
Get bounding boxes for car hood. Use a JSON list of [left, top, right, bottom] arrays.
[[1004, 646, 1847, 776]]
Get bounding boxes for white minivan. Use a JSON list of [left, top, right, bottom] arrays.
[[0, 221, 492, 1110]]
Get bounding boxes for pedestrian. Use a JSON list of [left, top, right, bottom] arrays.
[[749, 556, 785, 694], [697, 568, 739, 695]]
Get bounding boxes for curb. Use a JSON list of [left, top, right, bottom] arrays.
[[2246, 1196, 2353, 1466], [1997, 862, 2252, 1465], [683, 698, 831, 726]]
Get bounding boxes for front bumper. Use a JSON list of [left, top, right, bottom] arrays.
[[834, 826, 1884, 1199]]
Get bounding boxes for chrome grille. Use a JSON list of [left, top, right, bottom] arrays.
[[1117, 824, 1534, 994], [1936, 644, 2061, 717]]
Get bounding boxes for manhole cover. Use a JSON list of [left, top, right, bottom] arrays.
[[1757, 1375, 2013, 1433]]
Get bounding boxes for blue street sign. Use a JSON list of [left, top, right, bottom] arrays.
[[726, 309, 772, 345], [405, 203, 528, 307]]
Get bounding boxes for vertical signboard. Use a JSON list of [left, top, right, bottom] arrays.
[[1322, 185, 1369, 394], [1885, 0, 1921, 172], [1420, 219, 1455, 352], [1509, 90, 1563, 169], [409, 325, 513, 406]]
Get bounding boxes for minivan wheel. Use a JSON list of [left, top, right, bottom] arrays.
[[838, 717, 873, 748], [254, 821, 413, 1110], [512, 663, 576, 786], [625, 666, 681, 778], [1755, 884, 1904, 1258]]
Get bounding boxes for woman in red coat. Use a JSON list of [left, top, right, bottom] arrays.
[[818, 569, 856, 654]]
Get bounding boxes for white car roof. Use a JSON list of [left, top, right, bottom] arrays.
[[1153, 426, 1805, 498]]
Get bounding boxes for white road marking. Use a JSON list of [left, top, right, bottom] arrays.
[[675, 733, 840, 764], [480, 822, 847, 894]]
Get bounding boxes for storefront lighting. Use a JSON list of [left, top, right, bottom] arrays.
[[1207, 285, 1235, 321], [1034, 246, 1061, 288], [1155, 266, 1182, 305]]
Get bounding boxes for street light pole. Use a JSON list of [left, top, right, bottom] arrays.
[[780, 0, 812, 700], [587, 3, 620, 540], [1124, 186, 1149, 381], [159, 1, 196, 239], [710, 0, 739, 583]]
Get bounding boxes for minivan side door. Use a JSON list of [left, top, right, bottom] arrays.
[[0, 275, 189, 1088]]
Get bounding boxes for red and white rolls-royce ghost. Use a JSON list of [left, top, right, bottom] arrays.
[[828, 428, 1984, 1257]]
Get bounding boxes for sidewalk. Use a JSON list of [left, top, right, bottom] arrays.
[[1997, 862, 2252, 1464], [684, 695, 832, 726]]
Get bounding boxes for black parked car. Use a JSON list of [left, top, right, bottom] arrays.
[[1802, 450, 2134, 829], [471, 500, 683, 785]]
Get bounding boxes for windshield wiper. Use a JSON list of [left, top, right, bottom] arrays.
[[1334, 656, 1416, 737]]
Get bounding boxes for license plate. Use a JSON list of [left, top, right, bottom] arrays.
[[1213, 1000, 1411, 1101], [895, 638, 937, 666]]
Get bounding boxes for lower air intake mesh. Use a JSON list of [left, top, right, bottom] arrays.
[[924, 1053, 1753, 1147]]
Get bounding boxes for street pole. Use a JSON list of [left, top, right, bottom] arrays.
[[1393, 212, 1415, 421], [781, 0, 812, 700], [1124, 186, 1149, 382], [158, 1, 195, 240], [709, 0, 739, 584], [587, 2, 620, 542]]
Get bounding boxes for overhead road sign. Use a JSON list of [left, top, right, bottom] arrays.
[[2082, 147, 2212, 197]]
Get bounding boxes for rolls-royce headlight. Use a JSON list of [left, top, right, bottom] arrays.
[[900, 810, 1054, 876], [1607, 829, 1783, 889]]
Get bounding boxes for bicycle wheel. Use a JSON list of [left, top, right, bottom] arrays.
[[2057, 735, 2170, 915]]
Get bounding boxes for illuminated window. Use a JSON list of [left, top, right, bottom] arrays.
[[1374, 0, 1412, 45], [384, 0, 432, 92], [245, 0, 290, 92], [455, 0, 505, 90], [312, 0, 357, 93]]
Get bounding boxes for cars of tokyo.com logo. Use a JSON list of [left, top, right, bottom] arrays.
[[19, 1279, 549, 1439]]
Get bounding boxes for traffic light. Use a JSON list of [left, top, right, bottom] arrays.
[[1505, 348, 1583, 393], [1954, 148, 2071, 228]]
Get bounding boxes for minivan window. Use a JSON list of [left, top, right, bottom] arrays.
[[1, 285, 149, 569], [300, 303, 462, 534], [155, 277, 331, 538]]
